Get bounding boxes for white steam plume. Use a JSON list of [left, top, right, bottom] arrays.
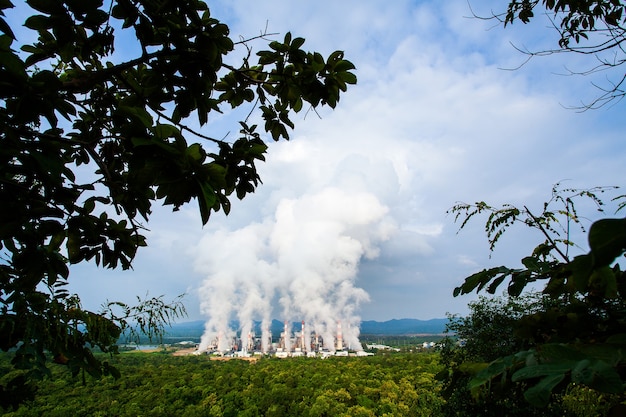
[[196, 187, 392, 352]]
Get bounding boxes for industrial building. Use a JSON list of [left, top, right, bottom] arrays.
[[195, 320, 370, 358]]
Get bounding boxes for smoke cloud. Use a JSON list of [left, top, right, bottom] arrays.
[[196, 187, 393, 352]]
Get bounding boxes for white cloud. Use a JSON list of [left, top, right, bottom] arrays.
[[62, 0, 626, 325]]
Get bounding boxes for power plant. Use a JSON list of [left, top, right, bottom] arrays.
[[196, 320, 369, 358], [195, 189, 391, 361]]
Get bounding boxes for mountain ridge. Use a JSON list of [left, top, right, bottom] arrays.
[[164, 318, 449, 338]]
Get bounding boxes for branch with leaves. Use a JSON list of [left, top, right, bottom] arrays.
[[0, 0, 356, 405], [470, 0, 626, 108], [449, 184, 626, 410]]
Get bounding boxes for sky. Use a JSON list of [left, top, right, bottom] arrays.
[[10, 1, 626, 325]]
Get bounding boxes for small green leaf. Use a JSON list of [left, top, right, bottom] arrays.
[[292, 97, 303, 112], [186, 143, 205, 162], [0, 16, 15, 39], [118, 105, 153, 128], [567, 254, 594, 293], [583, 360, 623, 393], [24, 14, 50, 30], [197, 180, 216, 225], [512, 363, 572, 382], [334, 60, 355, 72], [153, 124, 180, 139], [328, 50, 344, 63], [337, 71, 357, 85], [27, 0, 64, 14], [66, 233, 81, 264], [539, 344, 586, 362], [523, 374, 564, 407], [589, 266, 618, 298], [290, 36, 305, 50], [588, 218, 626, 266], [521, 256, 540, 270], [453, 266, 512, 296]]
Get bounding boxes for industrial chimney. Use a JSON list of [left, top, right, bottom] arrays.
[[336, 321, 344, 351], [283, 320, 291, 352]]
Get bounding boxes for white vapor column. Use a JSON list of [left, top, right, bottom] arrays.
[[196, 187, 392, 353]]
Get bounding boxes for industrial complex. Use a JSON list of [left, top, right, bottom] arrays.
[[195, 320, 373, 358]]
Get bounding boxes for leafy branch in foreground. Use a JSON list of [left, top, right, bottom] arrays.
[[0, 0, 356, 407], [449, 184, 618, 296], [100, 294, 187, 346], [470, 0, 626, 108], [439, 294, 588, 416], [449, 184, 626, 411]]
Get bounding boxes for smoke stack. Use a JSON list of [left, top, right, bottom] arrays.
[[301, 320, 306, 351], [336, 321, 344, 351], [262, 324, 270, 353], [283, 320, 291, 352], [217, 330, 226, 352]]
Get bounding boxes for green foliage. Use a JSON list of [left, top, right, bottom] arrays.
[[440, 294, 624, 416], [100, 294, 187, 346], [0, 0, 355, 405], [444, 294, 555, 362], [439, 294, 570, 416], [504, 0, 625, 46], [0, 352, 444, 416], [449, 184, 618, 297], [450, 185, 626, 412]]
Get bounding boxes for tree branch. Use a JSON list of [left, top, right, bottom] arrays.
[[524, 205, 570, 262]]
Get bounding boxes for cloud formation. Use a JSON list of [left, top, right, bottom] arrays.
[[63, 0, 626, 324]]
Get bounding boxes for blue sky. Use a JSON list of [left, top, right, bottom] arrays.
[[9, 1, 626, 325]]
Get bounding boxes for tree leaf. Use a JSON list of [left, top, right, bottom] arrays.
[[523, 374, 564, 407], [566, 254, 593, 293], [511, 363, 572, 382], [335, 59, 356, 72], [197, 180, 216, 225], [588, 218, 626, 266]]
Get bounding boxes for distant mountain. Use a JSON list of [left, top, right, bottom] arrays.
[[360, 318, 449, 335], [164, 320, 205, 337], [163, 318, 449, 340]]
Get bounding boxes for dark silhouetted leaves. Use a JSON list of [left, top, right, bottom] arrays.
[[0, 0, 354, 405]]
